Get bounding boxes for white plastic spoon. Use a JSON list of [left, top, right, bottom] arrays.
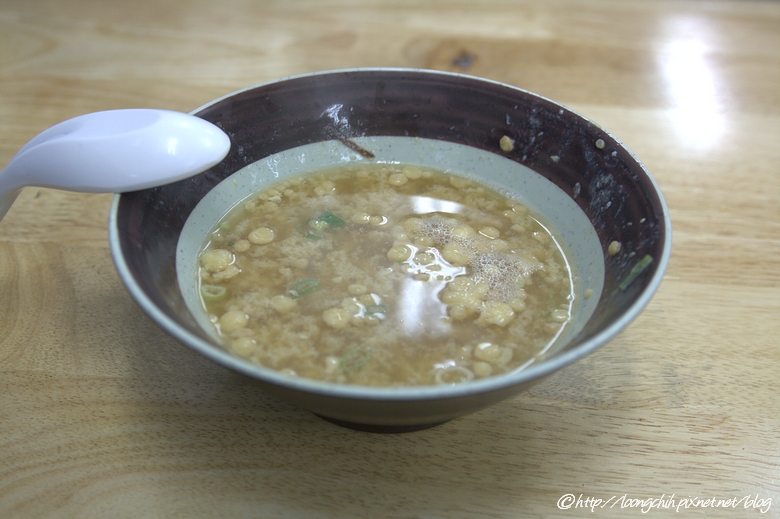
[[0, 109, 231, 222]]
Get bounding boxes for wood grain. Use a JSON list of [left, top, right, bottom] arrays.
[[1, 0, 779, 517]]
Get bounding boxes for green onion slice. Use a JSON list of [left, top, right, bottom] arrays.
[[289, 278, 319, 298], [340, 345, 372, 372], [619, 254, 653, 291], [200, 284, 227, 301], [311, 219, 329, 231], [299, 211, 346, 240], [365, 304, 387, 315], [318, 211, 345, 228]]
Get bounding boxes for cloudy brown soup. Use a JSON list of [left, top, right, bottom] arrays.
[[197, 163, 575, 386]]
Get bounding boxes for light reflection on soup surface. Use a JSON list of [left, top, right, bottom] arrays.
[[198, 163, 575, 386]]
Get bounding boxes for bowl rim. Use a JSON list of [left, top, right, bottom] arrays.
[[109, 67, 672, 402]]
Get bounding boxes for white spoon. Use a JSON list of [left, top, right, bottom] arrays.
[[0, 109, 231, 222]]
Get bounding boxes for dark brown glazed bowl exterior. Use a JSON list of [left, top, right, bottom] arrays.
[[109, 69, 670, 432]]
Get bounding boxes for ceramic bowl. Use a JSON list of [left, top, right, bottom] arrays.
[[109, 69, 670, 432]]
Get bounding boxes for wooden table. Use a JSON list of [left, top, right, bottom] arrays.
[[2, 1, 778, 517]]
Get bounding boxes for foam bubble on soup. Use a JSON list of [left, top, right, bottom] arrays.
[[197, 163, 576, 386]]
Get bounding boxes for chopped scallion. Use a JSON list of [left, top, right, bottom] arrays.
[[311, 219, 329, 231], [365, 304, 387, 315], [299, 211, 346, 240], [289, 278, 319, 298], [619, 254, 653, 291], [340, 345, 372, 372], [318, 211, 345, 228]]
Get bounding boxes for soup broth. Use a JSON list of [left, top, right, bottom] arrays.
[[198, 163, 575, 386]]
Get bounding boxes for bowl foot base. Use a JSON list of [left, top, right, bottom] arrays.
[[316, 415, 447, 433]]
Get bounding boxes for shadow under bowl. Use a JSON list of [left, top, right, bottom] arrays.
[[109, 68, 670, 432]]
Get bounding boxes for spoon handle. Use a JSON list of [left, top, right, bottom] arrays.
[[0, 188, 22, 222], [0, 161, 24, 221]]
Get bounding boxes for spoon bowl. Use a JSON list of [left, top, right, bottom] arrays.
[[0, 109, 231, 221]]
